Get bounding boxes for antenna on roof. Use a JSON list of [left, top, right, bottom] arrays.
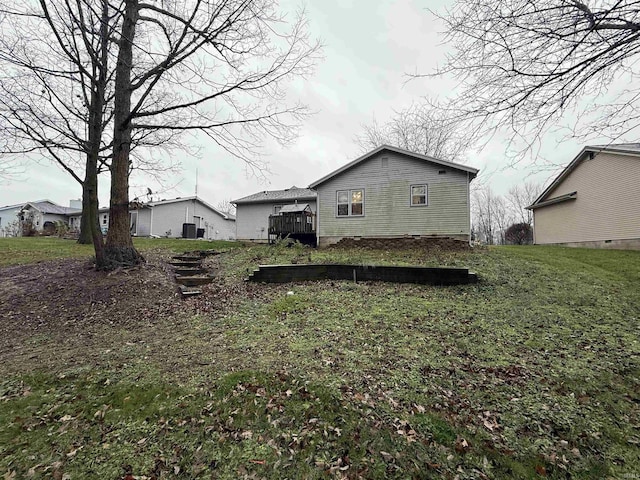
[[195, 168, 198, 197]]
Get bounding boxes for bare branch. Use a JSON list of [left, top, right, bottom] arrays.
[[419, 0, 640, 160]]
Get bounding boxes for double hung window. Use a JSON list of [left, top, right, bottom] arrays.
[[337, 189, 364, 217], [411, 185, 428, 206]]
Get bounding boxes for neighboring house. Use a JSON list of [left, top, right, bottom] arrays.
[[19, 200, 81, 234], [233, 186, 317, 241], [1, 199, 81, 236], [0, 202, 25, 237], [527, 143, 640, 249], [69, 196, 236, 240], [308, 145, 479, 246]]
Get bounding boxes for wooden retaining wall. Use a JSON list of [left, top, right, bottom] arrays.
[[248, 264, 477, 286]]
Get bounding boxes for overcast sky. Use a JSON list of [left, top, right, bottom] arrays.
[[0, 0, 609, 210]]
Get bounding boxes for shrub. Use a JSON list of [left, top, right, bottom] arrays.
[[505, 222, 533, 245]]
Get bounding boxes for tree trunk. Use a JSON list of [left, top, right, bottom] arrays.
[[78, 189, 92, 244], [80, 0, 109, 268], [104, 0, 143, 268]]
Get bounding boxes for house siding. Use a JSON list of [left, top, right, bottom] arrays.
[[135, 209, 152, 236], [148, 200, 235, 239], [236, 201, 317, 241], [316, 151, 471, 245], [533, 152, 640, 245], [0, 206, 21, 236]]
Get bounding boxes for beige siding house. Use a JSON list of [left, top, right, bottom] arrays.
[[528, 144, 640, 249], [233, 187, 317, 241], [309, 146, 479, 246]]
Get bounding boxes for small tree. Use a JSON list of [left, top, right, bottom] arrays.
[[505, 223, 533, 245], [506, 182, 540, 226], [3, 219, 21, 237], [472, 187, 511, 245], [216, 199, 236, 216]]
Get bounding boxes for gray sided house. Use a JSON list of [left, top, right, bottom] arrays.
[[1, 199, 82, 236], [527, 143, 640, 249], [233, 186, 317, 241], [69, 196, 236, 239], [0, 202, 24, 236], [20, 200, 81, 234], [309, 145, 479, 246]]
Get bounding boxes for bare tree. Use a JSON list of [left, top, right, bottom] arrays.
[[105, 0, 320, 266], [0, 0, 124, 264], [356, 103, 469, 161], [216, 198, 236, 216], [472, 187, 512, 245], [505, 182, 541, 226], [427, 1, 640, 158]]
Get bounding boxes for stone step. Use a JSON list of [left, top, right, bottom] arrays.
[[172, 255, 202, 261], [169, 260, 202, 267], [175, 275, 215, 287], [179, 285, 202, 297], [173, 267, 207, 275]]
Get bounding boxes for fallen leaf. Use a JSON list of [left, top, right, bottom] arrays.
[[454, 437, 470, 454], [535, 465, 547, 476], [380, 451, 393, 462]]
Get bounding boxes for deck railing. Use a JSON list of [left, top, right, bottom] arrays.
[[268, 213, 315, 236]]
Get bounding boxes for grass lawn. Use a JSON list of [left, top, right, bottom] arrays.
[[1, 241, 639, 479], [0, 236, 239, 267]]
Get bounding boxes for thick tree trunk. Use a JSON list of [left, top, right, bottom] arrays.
[[104, 0, 143, 268]]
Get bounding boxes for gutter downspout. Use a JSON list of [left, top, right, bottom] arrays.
[[150, 207, 154, 236]]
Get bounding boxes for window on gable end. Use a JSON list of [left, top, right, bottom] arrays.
[[411, 185, 428, 206]]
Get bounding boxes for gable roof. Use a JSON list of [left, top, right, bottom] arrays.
[[528, 143, 640, 209], [232, 186, 317, 205], [67, 196, 236, 221], [309, 145, 479, 189], [24, 200, 81, 215]]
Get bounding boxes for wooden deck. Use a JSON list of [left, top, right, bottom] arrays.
[[268, 212, 315, 236]]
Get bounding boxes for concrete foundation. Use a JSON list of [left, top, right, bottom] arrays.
[[537, 237, 640, 250]]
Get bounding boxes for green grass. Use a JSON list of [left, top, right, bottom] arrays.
[[1, 243, 639, 478], [0, 236, 239, 266]]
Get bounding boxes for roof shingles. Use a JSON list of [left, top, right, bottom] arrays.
[[232, 186, 316, 205]]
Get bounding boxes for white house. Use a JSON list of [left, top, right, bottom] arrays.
[[232, 186, 317, 241], [69, 196, 236, 240]]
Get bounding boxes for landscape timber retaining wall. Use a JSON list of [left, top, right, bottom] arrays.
[[248, 264, 477, 286]]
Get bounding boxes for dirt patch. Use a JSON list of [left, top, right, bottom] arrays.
[[330, 236, 472, 251], [0, 251, 272, 376]]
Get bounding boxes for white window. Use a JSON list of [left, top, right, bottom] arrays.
[[337, 189, 364, 217], [411, 185, 428, 206]]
